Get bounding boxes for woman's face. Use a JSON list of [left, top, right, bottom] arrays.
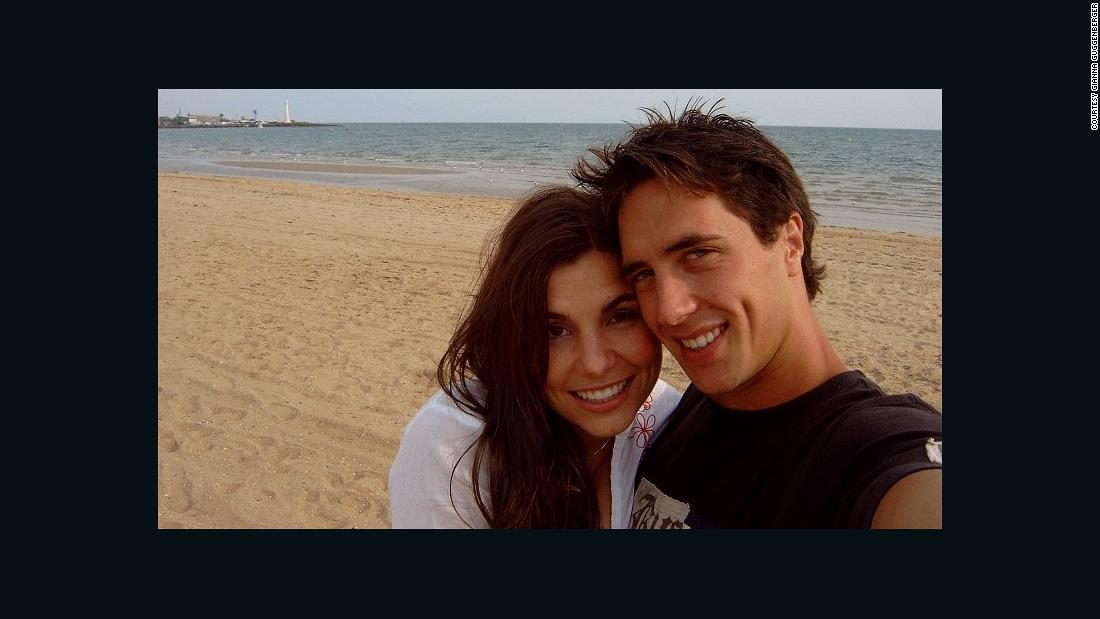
[[544, 250, 662, 450]]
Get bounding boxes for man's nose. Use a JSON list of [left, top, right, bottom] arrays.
[[654, 274, 697, 327]]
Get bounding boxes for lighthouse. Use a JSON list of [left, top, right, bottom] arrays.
[[284, 99, 291, 124]]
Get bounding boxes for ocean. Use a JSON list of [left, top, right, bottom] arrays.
[[158, 123, 942, 237]]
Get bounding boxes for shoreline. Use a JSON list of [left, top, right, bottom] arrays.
[[158, 167, 942, 239], [160, 158, 553, 203], [157, 171, 942, 528], [212, 160, 462, 176]]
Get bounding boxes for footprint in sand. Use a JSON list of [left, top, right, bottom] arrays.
[[159, 434, 180, 452], [221, 481, 244, 495], [267, 403, 299, 420], [162, 474, 194, 514]]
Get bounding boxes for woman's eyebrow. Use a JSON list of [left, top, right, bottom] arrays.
[[603, 293, 636, 312], [546, 294, 636, 321]]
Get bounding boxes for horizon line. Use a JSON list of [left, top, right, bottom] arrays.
[[164, 119, 942, 131]]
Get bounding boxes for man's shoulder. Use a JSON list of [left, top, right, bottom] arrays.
[[797, 373, 942, 527], [830, 387, 940, 435], [808, 370, 941, 431], [809, 376, 941, 484]]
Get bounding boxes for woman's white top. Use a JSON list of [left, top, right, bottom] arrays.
[[389, 379, 682, 528]]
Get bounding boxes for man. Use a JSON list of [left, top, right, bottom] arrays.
[[572, 104, 942, 528]]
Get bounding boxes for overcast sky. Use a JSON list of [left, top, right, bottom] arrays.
[[157, 89, 942, 130]]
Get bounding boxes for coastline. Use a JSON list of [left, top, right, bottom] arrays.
[[159, 158, 554, 200], [212, 160, 462, 176], [159, 159, 941, 237], [157, 171, 942, 528]]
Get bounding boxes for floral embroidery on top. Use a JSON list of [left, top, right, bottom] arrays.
[[629, 396, 656, 449]]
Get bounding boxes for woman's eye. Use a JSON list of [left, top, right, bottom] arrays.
[[609, 310, 639, 324], [548, 325, 569, 339]]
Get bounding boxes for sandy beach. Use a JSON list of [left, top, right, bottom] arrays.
[[157, 171, 942, 529]]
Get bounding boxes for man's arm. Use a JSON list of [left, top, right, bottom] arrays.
[[870, 469, 942, 529]]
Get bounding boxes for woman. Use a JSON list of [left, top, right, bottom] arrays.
[[388, 185, 680, 528]]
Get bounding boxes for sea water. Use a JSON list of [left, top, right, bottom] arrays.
[[158, 123, 941, 236]]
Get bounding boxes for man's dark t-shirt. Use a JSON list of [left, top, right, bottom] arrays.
[[631, 370, 943, 528]]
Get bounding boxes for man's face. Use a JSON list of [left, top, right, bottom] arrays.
[[618, 179, 801, 408]]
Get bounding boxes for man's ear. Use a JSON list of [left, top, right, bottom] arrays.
[[783, 213, 805, 276]]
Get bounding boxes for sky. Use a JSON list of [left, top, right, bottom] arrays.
[[157, 89, 942, 130]]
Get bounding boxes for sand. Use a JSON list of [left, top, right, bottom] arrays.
[[157, 171, 942, 529]]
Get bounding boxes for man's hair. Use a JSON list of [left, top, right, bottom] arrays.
[[438, 185, 616, 528], [573, 100, 826, 299]]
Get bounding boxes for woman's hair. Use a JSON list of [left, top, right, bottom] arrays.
[[438, 185, 617, 528]]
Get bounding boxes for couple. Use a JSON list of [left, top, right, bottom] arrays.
[[389, 104, 943, 528]]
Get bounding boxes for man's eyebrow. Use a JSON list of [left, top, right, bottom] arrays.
[[621, 259, 646, 277], [622, 234, 724, 275], [664, 234, 723, 255]]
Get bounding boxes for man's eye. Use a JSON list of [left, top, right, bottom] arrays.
[[687, 248, 713, 260], [629, 270, 653, 285]]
